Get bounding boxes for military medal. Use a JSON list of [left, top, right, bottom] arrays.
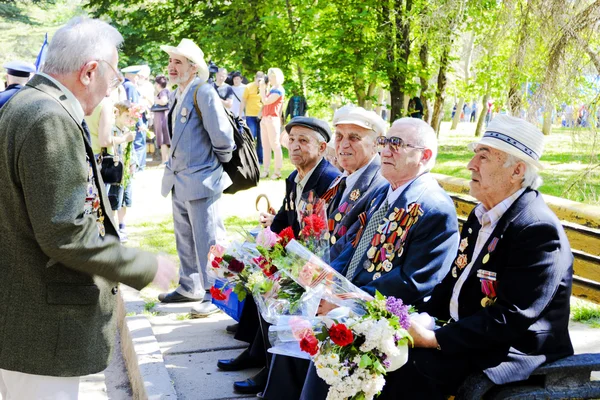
[[468, 227, 473, 234], [452, 266, 458, 278], [455, 254, 468, 270], [458, 237, 468, 253], [349, 189, 361, 201], [334, 213, 342, 222], [330, 236, 336, 245], [382, 260, 393, 272], [482, 253, 490, 264], [482, 237, 499, 264], [478, 269, 497, 307], [373, 272, 381, 280], [181, 107, 188, 116]]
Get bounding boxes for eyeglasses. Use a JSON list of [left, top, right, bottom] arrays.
[[98, 60, 125, 90], [376, 136, 426, 153]]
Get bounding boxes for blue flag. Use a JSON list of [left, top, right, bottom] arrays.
[[35, 33, 49, 72]]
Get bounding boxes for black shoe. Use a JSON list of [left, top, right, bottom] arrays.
[[226, 323, 239, 334], [158, 290, 202, 303], [217, 348, 262, 371], [233, 367, 268, 394]]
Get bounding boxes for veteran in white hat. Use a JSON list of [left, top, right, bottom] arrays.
[[157, 38, 235, 320], [322, 104, 389, 245], [467, 114, 544, 210]]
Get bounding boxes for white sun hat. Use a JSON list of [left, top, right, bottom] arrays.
[[468, 114, 545, 170], [333, 104, 387, 136], [160, 39, 209, 82]]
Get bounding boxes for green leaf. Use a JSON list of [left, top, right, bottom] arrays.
[[359, 354, 372, 368], [373, 359, 386, 375]]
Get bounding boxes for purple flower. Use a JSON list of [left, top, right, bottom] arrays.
[[386, 296, 411, 330]]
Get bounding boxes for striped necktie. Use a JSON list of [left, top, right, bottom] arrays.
[[345, 199, 389, 279]]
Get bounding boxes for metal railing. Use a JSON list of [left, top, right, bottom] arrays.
[[433, 173, 600, 304]]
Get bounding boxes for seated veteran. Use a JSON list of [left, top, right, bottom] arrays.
[[260, 116, 342, 235], [321, 105, 388, 252], [381, 115, 574, 399], [297, 117, 460, 400], [220, 117, 341, 396]]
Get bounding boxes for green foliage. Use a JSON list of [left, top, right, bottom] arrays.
[[572, 302, 600, 328]]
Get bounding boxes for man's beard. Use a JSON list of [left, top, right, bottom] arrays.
[[170, 70, 192, 85]]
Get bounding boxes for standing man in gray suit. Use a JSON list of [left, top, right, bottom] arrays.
[[0, 17, 175, 399], [158, 39, 235, 318]]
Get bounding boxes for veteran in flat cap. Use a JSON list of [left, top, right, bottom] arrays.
[[378, 115, 574, 399], [0, 61, 36, 109], [319, 105, 389, 255]]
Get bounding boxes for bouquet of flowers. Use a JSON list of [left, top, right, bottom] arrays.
[[122, 103, 145, 186], [272, 239, 372, 316], [287, 292, 414, 400], [297, 191, 330, 262]]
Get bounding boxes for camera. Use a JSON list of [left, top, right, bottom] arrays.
[[259, 75, 269, 85]]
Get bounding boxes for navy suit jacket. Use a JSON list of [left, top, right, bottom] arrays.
[[271, 157, 341, 236], [332, 173, 459, 306], [421, 189, 574, 384], [0, 84, 23, 109]]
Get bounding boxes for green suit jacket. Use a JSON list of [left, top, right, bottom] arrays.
[[0, 75, 158, 377]]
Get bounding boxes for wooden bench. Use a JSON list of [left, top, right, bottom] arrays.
[[455, 353, 600, 399]]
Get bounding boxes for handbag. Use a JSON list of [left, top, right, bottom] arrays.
[[100, 148, 124, 185], [150, 103, 170, 112]]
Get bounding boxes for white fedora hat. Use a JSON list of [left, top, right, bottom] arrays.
[[468, 114, 545, 170], [333, 104, 387, 136], [160, 39, 209, 82]]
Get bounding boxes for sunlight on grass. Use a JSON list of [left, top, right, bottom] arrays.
[[571, 298, 600, 328]]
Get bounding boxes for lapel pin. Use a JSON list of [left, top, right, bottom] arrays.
[[181, 107, 188, 116]]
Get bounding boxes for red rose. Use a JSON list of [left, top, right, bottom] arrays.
[[278, 227, 296, 245], [227, 258, 245, 273], [329, 323, 354, 347], [210, 286, 228, 301], [299, 334, 319, 356], [211, 259, 220, 269], [301, 214, 327, 238]]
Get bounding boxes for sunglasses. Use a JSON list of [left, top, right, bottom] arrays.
[[376, 136, 426, 153], [98, 60, 125, 90]]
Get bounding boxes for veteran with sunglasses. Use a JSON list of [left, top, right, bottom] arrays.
[[300, 117, 460, 399]]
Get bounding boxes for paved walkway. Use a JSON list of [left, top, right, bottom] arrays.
[[104, 161, 599, 398]]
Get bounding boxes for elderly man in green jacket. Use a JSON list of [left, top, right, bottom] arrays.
[[0, 17, 175, 399]]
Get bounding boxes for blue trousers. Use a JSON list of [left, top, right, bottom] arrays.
[[246, 116, 263, 164], [171, 188, 226, 298]]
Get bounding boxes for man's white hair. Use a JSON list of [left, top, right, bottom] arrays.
[[43, 17, 123, 76], [503, 154, 543, 189], [390, 117, 438, 170]]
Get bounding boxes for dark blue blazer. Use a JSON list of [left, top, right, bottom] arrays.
[[271, 157, 341, 236], [0, 84, 23, 109], [421, 189, 574, 385], [332, 173, 460, 306]]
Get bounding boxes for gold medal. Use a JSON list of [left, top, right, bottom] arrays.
[[452, 266, 458, 278], [367, 246, 376, 259], [367, 263, 375, 273], [481, 297, 495, 307], [324, 232, 330, 240], [334, 213, 342, 222], [373, 272, 381, 281], [330, 236, 336, 245], [482, 253, 490, 264]]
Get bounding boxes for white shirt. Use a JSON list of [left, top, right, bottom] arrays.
[[231, 84, 246, 117], [38, 72, 84, 123], [294, 158, 322, 219], [172, 77, 199, 134], [386, 177, 417, 205], [449, 188, 525, 320]]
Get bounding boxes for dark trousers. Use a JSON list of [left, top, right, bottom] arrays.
[[246, 116, 263, 164], [234, 296, 267, 364], [300, 348, 477, 400]]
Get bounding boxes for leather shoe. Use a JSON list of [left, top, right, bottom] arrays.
[[217, 348, 262, 371], [158, 290, 202, 303], [233, 367, 268, 394], [225, 323, 238, 334]]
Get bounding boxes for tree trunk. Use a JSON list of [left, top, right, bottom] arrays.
[[451, 98, 465, 130], [432, 46, 451, 136], [385, 0, 412, 121], [418, 42, 431, 123], [475, 89, 490, 137], [507, 0, 532, 116], [390, 78, 404, 122], [542, 102, 553, 135]]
